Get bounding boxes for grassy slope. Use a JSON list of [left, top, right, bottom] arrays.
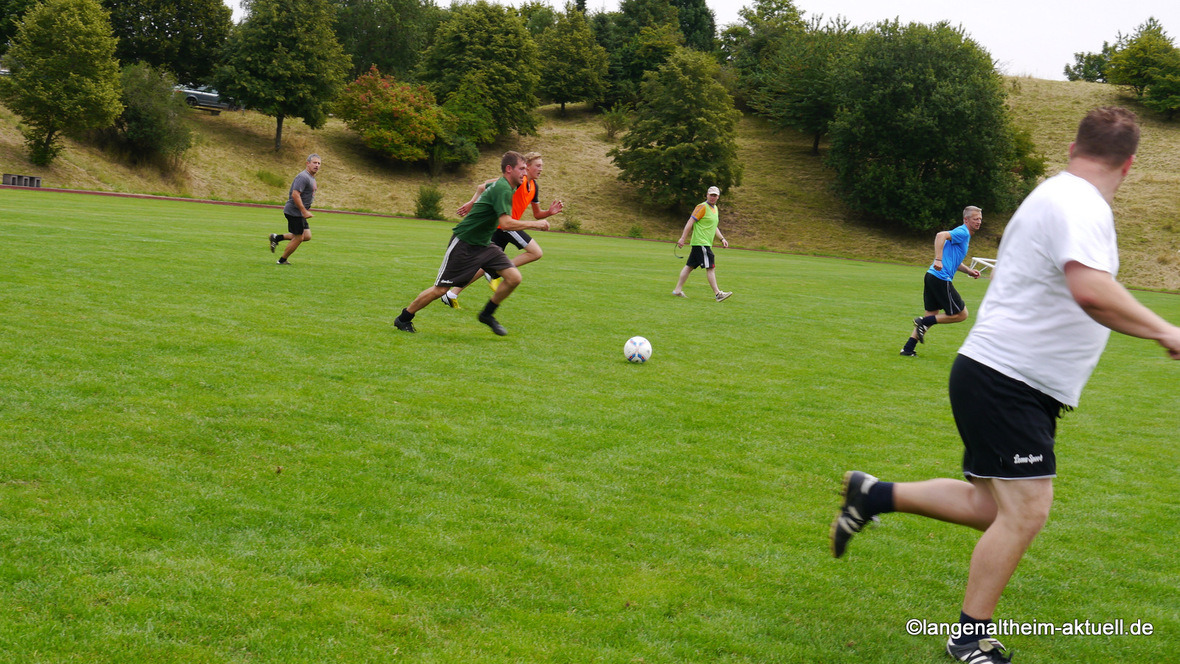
[[0, 78, 1177, 289]]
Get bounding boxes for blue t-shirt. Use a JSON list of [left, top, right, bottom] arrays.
[[927, 224, 971, 281]]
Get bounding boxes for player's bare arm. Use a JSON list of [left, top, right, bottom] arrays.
[[498, 214, 549, 232], [677, 217, 697, 248], [531, 200, 563, 219], [456, 179, 497, 217], [291, 189, 312, 219], [1065, 261, 1180, 357], [714, 227, 728, 249]]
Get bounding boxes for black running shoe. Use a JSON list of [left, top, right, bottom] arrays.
[[394, 318, 416, 333], [831, 470, 878, 558], [269, 234, 279, 252], [478, 313, 507, 336], [946, 637, 1013, 663], [913, 317, 928, 344], [900, 348, 918, 357], [277, 258, 289, 265]]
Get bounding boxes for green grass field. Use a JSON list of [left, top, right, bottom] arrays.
[[1, 190, 1177, 663]]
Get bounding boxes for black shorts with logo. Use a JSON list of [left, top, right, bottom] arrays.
[[923, 272, 965, 315], [492, 229, 533, 251], [949, 354, 1063, 480], [285, 213, 309, 235], [435, 235, 515, 288], [687, 245, 715, 269]]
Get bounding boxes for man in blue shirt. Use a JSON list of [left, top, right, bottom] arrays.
[[901, 206, 983, 356]]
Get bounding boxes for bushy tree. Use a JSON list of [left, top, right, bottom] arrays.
[[0, 0, 38, 58], [721, 0, 804, 82], [1107, 17, 1176, 97], [538, 5, 608, 113], [0, 0, 122, 165], [827, 21, 1035, 232], [1143, 50, 1180, 119], [748, 15, 859, 154], [336, 66, 447, 162], [518, 1, 557, 36], [668, 0, 713, 51], [610, 48, 742, 207], [1064, 41, 1118, 83], [102, 0, 232, 85], [105, 63, 193, 161], [215, 0, 352, 150], [332, 0, 445, 80], [416, 1, 539, 141]]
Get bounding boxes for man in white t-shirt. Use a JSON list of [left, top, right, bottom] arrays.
[[829, 107, 1180, 664]]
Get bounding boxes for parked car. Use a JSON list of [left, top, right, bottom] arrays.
[[173, 85, 238, 113]]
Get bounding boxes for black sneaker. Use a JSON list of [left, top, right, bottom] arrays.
[[394, 318, 416, 333], [277, 258, 289, 265], [269, 234, 279, 252], [946, 637, 1013, 663], [900, 348, 918, 357], [830, 470, 878, 558], [913, 317, 928, 343], [478, 313, 507, 336]]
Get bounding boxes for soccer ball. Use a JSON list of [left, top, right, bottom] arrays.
[[624, 336, 652, 363]]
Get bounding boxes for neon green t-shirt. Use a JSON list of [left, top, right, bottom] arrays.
[[452, 177, 513, 246], [689, 202, 719, 246]]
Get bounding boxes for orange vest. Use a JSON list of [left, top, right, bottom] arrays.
[[510, 177, 536, 220]]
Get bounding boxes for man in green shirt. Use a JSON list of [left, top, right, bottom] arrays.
[[394, 151, 549, 336], [672, 186, 733, 302]]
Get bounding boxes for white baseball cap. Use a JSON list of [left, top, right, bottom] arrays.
[[707, 186, 721, 196]]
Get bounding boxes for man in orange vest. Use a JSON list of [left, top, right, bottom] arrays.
[[442, 151, 563, 308]]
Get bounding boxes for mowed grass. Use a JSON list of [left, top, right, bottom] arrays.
[[1, 190, 1177, 663]]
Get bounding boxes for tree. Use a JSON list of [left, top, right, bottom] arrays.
[[748, 15, 859, 154], [601, 0, 683, 107], [827, 21, 1035, 232], [331, 0, 445, 80], [0, 0, 122, 165], [102, 0, 232, 85], [1143, 50, 1180, 120], [1107, 17, 1176, 97], [610, 48, 742, 207], [416, 1, 539, 142], [215, 0, 352, 150], [104, 63, 193, 162], [0, 0, 38, 58], [1064, 41, 1118, 83], [518, 1, 557, 36], [336, 66, 447, 161], [667, 0, 713, 51], [538, 5, 608, 114]]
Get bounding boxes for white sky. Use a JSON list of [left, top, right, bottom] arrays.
[[223, 0, 1180, 81]]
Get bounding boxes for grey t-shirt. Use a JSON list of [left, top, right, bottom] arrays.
[[283, 170, 317, 216]]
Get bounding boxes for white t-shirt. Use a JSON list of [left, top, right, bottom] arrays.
[[959, 172, 1119, 406]]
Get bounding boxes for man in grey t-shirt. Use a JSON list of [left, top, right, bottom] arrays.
[[269, 154, 320, 264]]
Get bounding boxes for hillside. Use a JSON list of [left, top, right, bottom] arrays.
[[1, 77, 1178, 289]]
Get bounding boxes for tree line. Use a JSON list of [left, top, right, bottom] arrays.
[[2, 0, 1060, 230], [1064, 17, 1180, 120]]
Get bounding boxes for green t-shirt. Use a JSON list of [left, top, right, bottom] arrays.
[[689, 201, 720, 246], [452, 177, 514, 246]]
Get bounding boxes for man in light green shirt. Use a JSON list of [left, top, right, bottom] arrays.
[[672, 186, 733, 302]]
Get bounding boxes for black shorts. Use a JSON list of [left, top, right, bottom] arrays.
[[949, 354, 1063, 480], [435, 236, 515, 288], [923, 272, 965, 315], [492, 229, 533, 251], [285, 213, 309, 235], [687, 245, 715, 269]]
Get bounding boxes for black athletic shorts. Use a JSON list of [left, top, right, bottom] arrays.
[[435, 235, 515, 288], [923, 272, 965, 315], [949, 354, 1063, 480], [687, 245, 715, 269], [492, 229, 533, 251], [285, 213, 309, 235]]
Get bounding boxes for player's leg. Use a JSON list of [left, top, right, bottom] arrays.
[[513, 239, 543, 268], [705, 262, 731, 301], [672, 265, 693, 296], [936, 280, 968, 324], [491, 266, 522, 304], [961, 477, 1053, 619], [893, 478, 997, 531], [279, 217, 308, 263], [476, 247, 518, 335]]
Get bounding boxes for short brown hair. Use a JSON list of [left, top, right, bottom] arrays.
[[500, 151, 525, 173], [1073, 107, 1139, 168], [522, 151, 542, 164]]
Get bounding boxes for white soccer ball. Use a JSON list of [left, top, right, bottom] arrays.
[[624, 336, 652, 363]]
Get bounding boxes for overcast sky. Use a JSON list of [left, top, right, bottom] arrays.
[[224, 0, 1180, 81]]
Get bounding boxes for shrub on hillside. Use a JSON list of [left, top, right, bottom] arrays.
[[336, 66, 447, 162], [101, 63, 192, 163], [415, 183, 445, 220]]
